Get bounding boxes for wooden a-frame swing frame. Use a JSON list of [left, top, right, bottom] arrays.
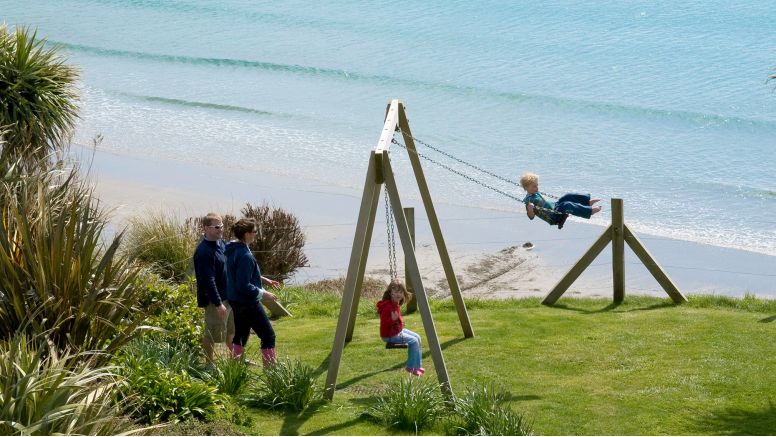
[[324, 99, 474, 401]]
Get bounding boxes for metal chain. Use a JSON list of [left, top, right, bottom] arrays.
[[396, 128, 558, 200], [391, 137, 559, 217], [384, 189, 398, 280]]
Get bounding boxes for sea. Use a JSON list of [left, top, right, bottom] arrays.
[[3, 0, 775, 257]]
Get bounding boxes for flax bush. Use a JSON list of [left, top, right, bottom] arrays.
[[448, 384, 534, 436], [244, 359, 319, 412], [363, 377, 446, 432], [0, 333, 131, 435], [0, 152, 147, 358], [206, 355, 251, 396]]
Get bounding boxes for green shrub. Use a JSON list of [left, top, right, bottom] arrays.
[[363, 377, 446, 432], [0, 152, 147, 358], [448, 384, 534, 436], [0, 333, 132, 435], [155, 418, 246, 436], [120, 336, 205, 377], [124, 211, 198, 281], [116, 351, 221, 424], [137, 273, 203, 350], [244, 359, 319, 412]]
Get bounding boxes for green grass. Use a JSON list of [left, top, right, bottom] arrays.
[[184, 289, 776, 435]]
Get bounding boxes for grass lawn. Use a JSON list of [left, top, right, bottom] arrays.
[[206, 291, 776, 435]]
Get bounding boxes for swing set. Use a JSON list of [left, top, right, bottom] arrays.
[[325, 99, 687, 401]]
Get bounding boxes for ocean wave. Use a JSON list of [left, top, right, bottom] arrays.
[[116, 93, 282, 117], [54, 40, 776, 131]]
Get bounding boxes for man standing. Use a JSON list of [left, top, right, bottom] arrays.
[[193, 212, 234, 363]]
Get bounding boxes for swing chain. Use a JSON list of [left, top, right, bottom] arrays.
[[395, 128, 558, 200], [390, 136, 560, 217], [391, 137, 524, 203], [384, 189, 398, 280]]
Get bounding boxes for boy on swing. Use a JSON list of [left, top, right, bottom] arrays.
[[520, 172, 602, 229]]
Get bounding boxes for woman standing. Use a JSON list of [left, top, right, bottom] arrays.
[[225, 218, 280, 366]]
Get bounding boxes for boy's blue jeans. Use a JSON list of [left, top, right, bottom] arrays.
[[555, 193, 593, 219], [382, 328, 422, 369]]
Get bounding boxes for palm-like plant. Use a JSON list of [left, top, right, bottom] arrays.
[[0, 150, 148, 359], [0, 25, 79, 162]]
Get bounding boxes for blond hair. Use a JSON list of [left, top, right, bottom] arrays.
[[519, 172, 539, 190], [203, 212, 222, 227]]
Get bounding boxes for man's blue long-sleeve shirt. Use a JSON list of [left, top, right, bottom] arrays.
[[193, 238, 227, 307]]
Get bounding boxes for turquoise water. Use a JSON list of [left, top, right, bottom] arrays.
[[3, 0, 775, 255]]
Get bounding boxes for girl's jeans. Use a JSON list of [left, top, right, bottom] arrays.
[[555, 193, 593, 219], [383, 328, 422, 369]]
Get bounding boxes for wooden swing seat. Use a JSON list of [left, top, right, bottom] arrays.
[[385, 342, 408, 349]]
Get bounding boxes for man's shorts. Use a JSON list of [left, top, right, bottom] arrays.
[[203, 301, 235, 343]]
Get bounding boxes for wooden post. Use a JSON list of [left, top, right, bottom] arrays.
[[325, 153, 380, 400], [383, 152, 453, 401], [404, 207, 417, 313], [398, 104, 474, 338], [345, 180, 382, 342], [612, 198, 625, 303]]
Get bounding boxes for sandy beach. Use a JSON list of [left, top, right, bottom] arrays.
[[85, 146, 776, 300]]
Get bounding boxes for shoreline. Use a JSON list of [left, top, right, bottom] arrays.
[[81, 146, 776, 299]]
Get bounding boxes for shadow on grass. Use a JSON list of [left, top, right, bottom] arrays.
[[548, 300, 679, 314], [335, 363, 405, 390], [277, 399, 329, 436], [547, 301, 622, 314], [758, 315, 776, 323], [304, 416, 364, 436], [693, 401, 776, 435]]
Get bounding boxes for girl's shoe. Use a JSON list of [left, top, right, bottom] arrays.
[[405, 367, 423, 376], [417, 367, 425, 375]]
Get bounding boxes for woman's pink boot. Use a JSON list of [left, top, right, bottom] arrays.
[[261, 348, 277, 367], [231, 344, 244, 359]]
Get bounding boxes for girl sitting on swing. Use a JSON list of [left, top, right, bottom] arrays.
[[377, 280, 424, 376], [520, 172, 602, 229]]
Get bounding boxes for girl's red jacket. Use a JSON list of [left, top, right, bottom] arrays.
[[376, 299, 403, 338]]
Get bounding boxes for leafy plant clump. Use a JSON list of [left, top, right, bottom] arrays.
[[137, 273, 203, 350], [244, 359, 319, 412], [448, 384, 534, 436], [115, 337, 220, 423], [363, 377, 447, 432], [206, 355, 251, 396]]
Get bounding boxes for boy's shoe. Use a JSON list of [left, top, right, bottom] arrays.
[[557, 213, 569, 229]]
